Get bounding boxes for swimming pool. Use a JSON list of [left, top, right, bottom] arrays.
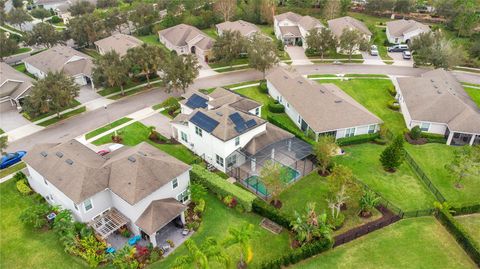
[[244, 166, 300, 196]]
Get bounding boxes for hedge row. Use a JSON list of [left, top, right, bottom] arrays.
[[260, 238, 333, 269], [452, 204, 480, 216], [190, 165, 256, 211], [337, 133, 380, 146], [268, 102, 285, 113], [435, 209, 480, 266], [421, 133, 447, 144], [252, 198, 293, 229], [266, 115, 313, 144]]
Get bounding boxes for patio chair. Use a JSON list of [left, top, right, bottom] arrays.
[[106, 247, 116, 254], [128, 235, 141, 246]]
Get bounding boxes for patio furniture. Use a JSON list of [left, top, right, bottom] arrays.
[[106, 247, 116, 254], [182, 229, 189, 236], [46, 212, 56, 222], [161, 244, 170, 253], [128, 235, 141, 246]]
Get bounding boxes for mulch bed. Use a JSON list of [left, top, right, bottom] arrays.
[[260, 218, 283, 234], [404, 133, 427, 145]]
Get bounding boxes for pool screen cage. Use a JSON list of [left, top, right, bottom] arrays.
[[226, 137, 315, 199]]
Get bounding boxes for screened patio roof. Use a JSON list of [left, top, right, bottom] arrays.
[[90, 208, 129, 239]]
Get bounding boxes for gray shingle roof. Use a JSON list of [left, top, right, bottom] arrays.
[[274, 12, 303, 23], [158, 24, 214, 51], [327, 16, 372, 38], [266, 67, 382, 133], [0, 62, 34, 100], [279, 26, 302, 37], [215, 20, 261, 37], [94, 33, 143, 57], [386, 19, 430, 38], [135, 198, 186, 235], [397, 69, 480, 134]]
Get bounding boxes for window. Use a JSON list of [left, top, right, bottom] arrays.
[[181, 131, 188, 142], [420, 123, 430, 132], [177, 189, 189, 203], [286, 102, 290, 109], [298, 115, 301, 124], [195, 126, 203, 137], [84, 199, 93, 212], [172, 178, 178, 189], [227, 154, 237, 167], [255, 107, 260, 116], [277, 96, 282, 103], [216, 154, 224, 167], [235, 137, 240, 146], [44, 178, 48, 185], [345, 128, 356, 137], [368, 125, 376, 134], [74, 203, 79, 211]]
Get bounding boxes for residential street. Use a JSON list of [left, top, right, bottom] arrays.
[[5, 64, 480, 152]]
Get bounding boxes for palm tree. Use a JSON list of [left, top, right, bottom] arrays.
[[291, 203, 333, 245], [172, 238, 230, 269], [359, 189, 380, 218], [223, 223, 256, 268]]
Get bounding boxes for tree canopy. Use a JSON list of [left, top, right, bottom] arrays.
[[25, 22, 65, 48]]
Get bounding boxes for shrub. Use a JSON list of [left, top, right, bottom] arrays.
[[50, 15, 62, 23], [268, 101, 285, 113], [259, 81, 268, 93], [387, 99, 400, 110], [222, 195, 237, 208], [373, 137, 388, 145], [19, 202, 52, 229], [337, 133, 379, 146], [421, 132, 447, 144], [160, 97, 180, 113], [252, 198, 293, 229], [410, 126, 422, 140], [16, 179, 32, 195], [13, 171, 27, 182], [328, 212, 345, 229], [194, 198, 205, 214], [190, 165, 256, 211], [451, 204, 480, 216], [387, 86, 397, 96]]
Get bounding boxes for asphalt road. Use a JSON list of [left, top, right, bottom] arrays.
[[6, 64, 480, 152]]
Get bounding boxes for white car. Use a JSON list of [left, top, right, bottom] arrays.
[[402, 51, 412, 60], [370, 45, 378, 56]]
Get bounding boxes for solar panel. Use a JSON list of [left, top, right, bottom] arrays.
[[190, 111, 219, 133], [229, 112, 243, 124], [185, 94, 208, 109], [245, 119, 257, 128]]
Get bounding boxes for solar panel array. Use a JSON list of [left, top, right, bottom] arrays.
[[229, 112, 257, 133], [185, 94, 208, 109], [190, 111, 219, 133]]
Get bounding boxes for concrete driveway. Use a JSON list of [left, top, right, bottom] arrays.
[[285, 46, 313, 65], [361, 52, 385, 65], [77, 85, 103, 104], [139, 112, 172, 138], [0, 106, 31, 132], [388, 52, 414, 67]]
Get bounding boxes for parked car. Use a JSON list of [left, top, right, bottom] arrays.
[[0, 151, 26, 169], [388, 44, 409, 52], [370, 45, 378, 56], [332, 60, 343, 65], [402, 51, 412, 60], [97, 149, 110, 156]]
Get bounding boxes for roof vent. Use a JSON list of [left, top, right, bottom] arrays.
[[298, 81, 303, 84], [40, 151, 48, 157], [283, 75, 288, 79], [138, 151, 147, 157], [216, 111, 223, 116], [65, 159, 74, 165], [56, 152, 63, 158], [433, 85, 438, 89], [128, 156, 136, 163], [437, 90, 442, 94], [334, 100, 342, 103], [430, 79, 434, 82]]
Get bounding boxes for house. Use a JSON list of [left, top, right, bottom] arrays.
[[266, 67, 382, 140], [215, 20, 261, 39], [396, 69, 480, 146], [158, 24, 215, 62], [0, 62, 34, 112], [386, 19, 430, 44], [24, 140, 191, 247], [94, 34, 144, 57], [23, 45, 95, 90], [327, 16, 372, 41], [34, 0, 66, 10], [274, 12, 324, 48]]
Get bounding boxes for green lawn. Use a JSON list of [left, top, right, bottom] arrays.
[[78, 48, 101, 59], [316, 79, 406, 135], [292, 217, 477, 269], [0, 47, 31, 57], [13, 63, 36, 79], [0, 162, 26, 178], [85, 117, 132, 140], [257, 24, 276, 39], [464, 87, 480, 108], [278, 171, 381, 235], [23, 100, 81, 122], [209, 57, 249, 69], [37, 107, 86, 127], [136, 34, 170, 54], [201, 28, 218, 39], [455, 214, 480, 247], [152, 193, 291, 269], [406, 144, 480, 207], [0, 179, 87, 269], [334, 144, 436, 212], [308, 51, 364, 61]]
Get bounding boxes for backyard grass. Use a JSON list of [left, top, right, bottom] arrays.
[[0, 162, 26, 178], [136, 34, 170, 54], [278, 171, 381, 235], [292, 217, 477, 269], [0, 179, 87, 269], [201, 28, 218, 39], [78, 48, 101, 59], [257, 24, 276, 39], [1, 47, 31, 57], [316, 79, 406, 135], [334, 144, 436, 212], [37, 107, 86, 127], [152, 193, 291, 269], [454, 214, 480, 247], [85, 117, 132, 140], [13, 63, 37, 79], [464, 87, 480, 108], [406, 144, 480, 207]]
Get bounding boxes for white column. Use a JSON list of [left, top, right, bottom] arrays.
[[469, 134, 476, 146], [180, 211, 186, 224], [271, 148, 275, 159], [149, 233, 158, 247], [251, 158, 256, 172], [446, 132, 454, 145]]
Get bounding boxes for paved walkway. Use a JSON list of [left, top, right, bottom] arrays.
[[285, 46, 313, 65], [139, 112, 172, 138]]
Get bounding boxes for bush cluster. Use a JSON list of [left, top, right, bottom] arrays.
[[16, 179, 32, 195], [337, 133, 380, 146], [190, 165, 256, 211], [387, 99, 400, 110], [50, 15, 62, 24], [260, 238, 333, 269], [252, 198, 293, 229], [259, 81, 268, 93], [452, 204, 480, 216], [421, 132, 447, 144], [268, 101, 285, 113]]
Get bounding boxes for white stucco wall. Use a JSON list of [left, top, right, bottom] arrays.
[[24, 62, 46, 79]]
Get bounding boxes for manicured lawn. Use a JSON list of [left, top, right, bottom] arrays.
[[334, 144, 436, 212], [92, 121, 200, 164], [201, 28, 218, 39], [209, 57, 249, 69], [14, 63, 36, 79], [316, 79, 406, 135], [292, 217, 477, 269], [0, 179, 87, 269], [278, 171, 381, 235], [37, 107, 86, 127], [85, 117, 132, 140], [152, 193, 291, 269], [136, 34, 170, 54], [0, 47, 31, 57], [0, 162, 26, 178], [23, 100, 81, 122], [308, 51, 364, 60], [257, 24, 275, 39], [455, 214, 480, 247], [406, 144, 480, 207], [464, 87, 480, 108]]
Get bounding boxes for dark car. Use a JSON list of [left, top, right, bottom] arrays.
[[1, 151, 26, 169], [387, 44, 409, 52]]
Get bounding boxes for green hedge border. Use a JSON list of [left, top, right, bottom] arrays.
[[337, 133, 380, 146], [252, 198, 293, 229]]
